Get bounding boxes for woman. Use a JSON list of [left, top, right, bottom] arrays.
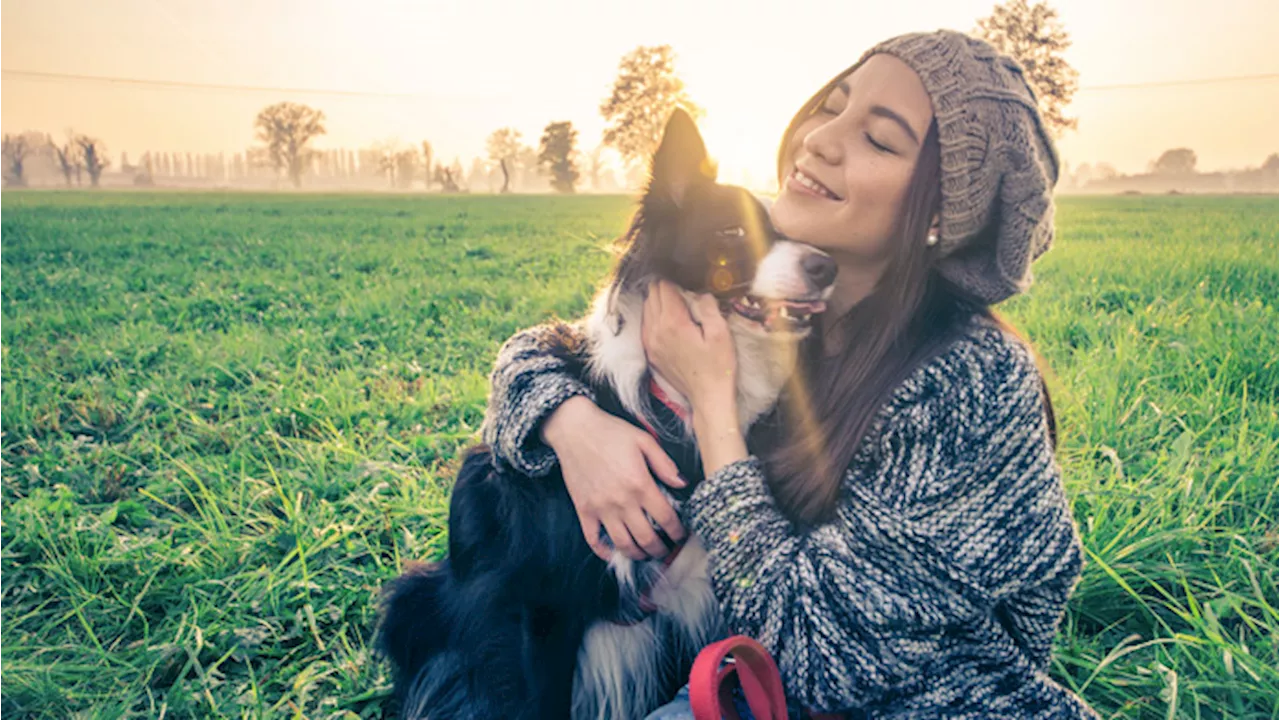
[[480, 29, 1098, 718]]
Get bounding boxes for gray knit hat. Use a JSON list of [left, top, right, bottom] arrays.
[[851, 30, 1060, 304]]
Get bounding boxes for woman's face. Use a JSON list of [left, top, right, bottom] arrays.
[[771, 54, 935, 264]]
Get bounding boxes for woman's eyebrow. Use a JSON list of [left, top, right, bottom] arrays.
[[834, 80, 921, 146]]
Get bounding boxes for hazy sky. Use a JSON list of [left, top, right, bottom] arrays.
[[3, 0, 1277, 186]]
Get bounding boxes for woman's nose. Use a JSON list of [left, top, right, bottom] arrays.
[[803, 121, 843, 166]]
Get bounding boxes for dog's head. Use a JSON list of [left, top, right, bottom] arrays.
[[611, 108, 836, 336]]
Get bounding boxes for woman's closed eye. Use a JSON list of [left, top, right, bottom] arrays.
[[864, 132, 896, 155]]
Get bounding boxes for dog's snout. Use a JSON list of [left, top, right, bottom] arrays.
[[803, 253, 837, 288]]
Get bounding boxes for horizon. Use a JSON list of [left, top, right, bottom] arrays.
[[2, 0, 1277, 189]]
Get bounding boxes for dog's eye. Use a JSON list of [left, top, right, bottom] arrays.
[[717, 227, 745, 237]]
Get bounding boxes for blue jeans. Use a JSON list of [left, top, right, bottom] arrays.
[[644, 683, 757, 720], [645, 685, 697, 720]]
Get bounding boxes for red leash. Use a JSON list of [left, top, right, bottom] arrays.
[[689, 636, 788, 720], [689, 635, 844, 720]]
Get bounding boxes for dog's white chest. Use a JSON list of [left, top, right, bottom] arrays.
[[573, 538, 719, 720]]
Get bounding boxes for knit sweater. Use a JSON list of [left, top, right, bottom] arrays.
[[479, 316, 1098, 719]]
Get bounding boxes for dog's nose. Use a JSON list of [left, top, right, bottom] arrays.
[[803, 253, 837, 288]]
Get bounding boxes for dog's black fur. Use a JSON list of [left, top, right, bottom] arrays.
[[377, 109, 833, 720]]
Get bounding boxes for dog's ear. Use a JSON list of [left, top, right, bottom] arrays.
[[647, 107, 717, 207]]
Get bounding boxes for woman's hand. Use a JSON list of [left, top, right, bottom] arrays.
[[641, 280, 738, 412], [540, 396, 687, 562], [642, 280, 749, 476]]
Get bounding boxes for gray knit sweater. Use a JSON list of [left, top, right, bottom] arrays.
[[480, 316, 1097, 719]]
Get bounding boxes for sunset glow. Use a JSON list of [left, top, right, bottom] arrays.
[[3, 0, 1276, 190]]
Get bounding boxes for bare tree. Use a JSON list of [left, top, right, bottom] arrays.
[[372, 140, 400, 187], [975, 0, 1079, 137], [486, 128, 521, 193], [50, 132, 83, 187], [253, 101, 327, 188], [600, 45, 703, 168], [76, 135, 109, 187], [2, 134, 33, 187], [433, 162, 461, 192]]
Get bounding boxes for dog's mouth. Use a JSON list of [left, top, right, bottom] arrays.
[[729, 295, 827, 332]]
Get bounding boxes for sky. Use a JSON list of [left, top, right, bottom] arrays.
[[2, 0, 1277, 187]]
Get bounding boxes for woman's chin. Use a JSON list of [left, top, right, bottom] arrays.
[[769, 194, 817, 242]]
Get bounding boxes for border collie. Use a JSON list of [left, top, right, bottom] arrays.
[[377, 108, 836, 720]]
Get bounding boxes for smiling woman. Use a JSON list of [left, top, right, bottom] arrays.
[[477, 29, 1101, 720]]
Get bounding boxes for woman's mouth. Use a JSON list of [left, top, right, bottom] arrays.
[[788, 168, 841, 201]]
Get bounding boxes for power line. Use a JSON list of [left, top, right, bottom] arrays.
[[1078, 73, 1279, 91], [5, 67, 1279, 98], [1, 68, 430, 98]]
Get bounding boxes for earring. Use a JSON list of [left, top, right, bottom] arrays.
[[926, 231, 939, 247]]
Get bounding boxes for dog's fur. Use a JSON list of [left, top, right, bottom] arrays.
[[377, 109, 835, 720]]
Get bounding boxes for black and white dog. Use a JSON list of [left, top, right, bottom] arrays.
[[377, 109, 836, 720]]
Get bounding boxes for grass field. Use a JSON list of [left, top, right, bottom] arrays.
[[2, 191, 1276, 719]]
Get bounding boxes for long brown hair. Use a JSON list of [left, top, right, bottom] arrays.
[[757, 71, 1058, 528]]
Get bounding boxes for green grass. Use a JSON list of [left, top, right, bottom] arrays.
[[2, 191, 1276, 719]]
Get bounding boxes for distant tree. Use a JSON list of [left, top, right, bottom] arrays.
[[253, 101, 327, 188], [1262, 153, 1278, 176], [585, 145, 607, 191], [1070, 162, 1092, 188], [516, 145, 542, 191], [450, 157, 465, 190], [421, 141, 434, 190], [434, 162, 461, 192], [538, 121, 581, 193], [135, 152, 155, 186], [2, 133, 33, 187], [76, 135, 109, 187], [1094, 162, 1118, 181], [467, 157, 488, 192], [372, 141, 400, 187], [1152, 148, 1197, 175], [50, 133, 82, 187], [486, 128, 521, 193], [600, 45, 703, 168], [395, 150, 418, 189], [974, 0, 1079, 137]]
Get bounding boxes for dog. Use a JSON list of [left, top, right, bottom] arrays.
[[376, 108, 836, 720]]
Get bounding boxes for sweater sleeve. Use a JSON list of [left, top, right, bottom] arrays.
[[685, 327, 1091, 716], [480, 321, 594, 477]]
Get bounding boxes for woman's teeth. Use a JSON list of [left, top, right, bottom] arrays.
[[794, 170, 838, 200]]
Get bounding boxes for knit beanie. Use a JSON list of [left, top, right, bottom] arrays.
[[849, 30, 1060, 304]]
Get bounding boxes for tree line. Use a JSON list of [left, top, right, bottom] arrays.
[[11, 2, 1263, 195]]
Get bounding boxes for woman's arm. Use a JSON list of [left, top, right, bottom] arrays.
[[684, 329, 1092, 716], [479, 321, 688, 560], [480, 321, 596, 477]]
